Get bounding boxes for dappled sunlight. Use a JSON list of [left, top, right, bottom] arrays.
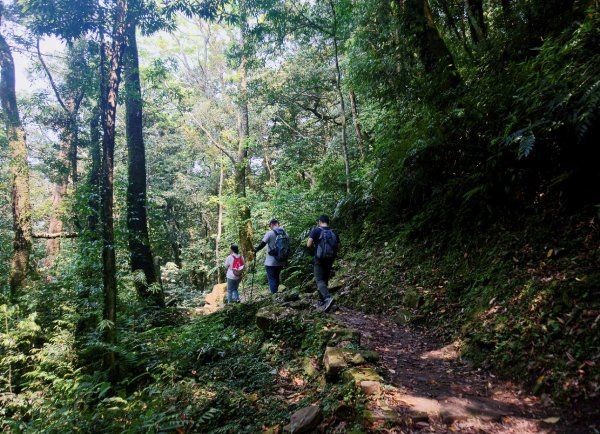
[[420, 341, 462, 362]]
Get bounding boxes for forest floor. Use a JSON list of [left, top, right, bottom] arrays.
[[191, 283, 592, 433], [333, 306, 588, 434]]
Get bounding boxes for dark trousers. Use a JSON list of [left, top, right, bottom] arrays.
[[265, 265, 282, 294], [314, 259, 334, 301]]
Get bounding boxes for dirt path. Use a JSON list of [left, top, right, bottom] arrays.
[[333, 307, 577, 434]]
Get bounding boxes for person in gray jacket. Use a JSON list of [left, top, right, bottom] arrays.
[[254, 219, 285, 294]]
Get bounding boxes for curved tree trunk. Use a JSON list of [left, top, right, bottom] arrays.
[[124, 21, 164, 307], [0, 32, 32, 297]]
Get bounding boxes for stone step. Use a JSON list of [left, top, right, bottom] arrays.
[[323, 346, 380, 378]]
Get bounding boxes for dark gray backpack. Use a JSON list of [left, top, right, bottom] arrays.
[[316, 228, 338, 259]]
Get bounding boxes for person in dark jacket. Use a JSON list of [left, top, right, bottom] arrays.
[[306, 215, 339, 312]]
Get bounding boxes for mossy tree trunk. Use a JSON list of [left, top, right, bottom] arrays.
[[124, 20, 164, 307], [0, 31, 32, 297]]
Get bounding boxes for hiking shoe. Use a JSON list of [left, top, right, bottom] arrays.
[[322, 297, 334, 313]]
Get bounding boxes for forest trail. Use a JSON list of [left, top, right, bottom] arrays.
[[190, 287, 580, 432], [332, 307, 570, 434]]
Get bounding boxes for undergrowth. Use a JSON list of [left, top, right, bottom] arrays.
[[339, 207, 600, 408], [1, 296, 370, 433]]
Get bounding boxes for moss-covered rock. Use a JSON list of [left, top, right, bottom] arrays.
[[302, 357, 320, 377], [323, 347, 348, 377], [321, 327, 361, 347], [256, 304, 300, 334], [323, 347, 380, 378], [283, 405, 322, 433], [341, 367, 382, 385], [402, 289, 422, 308]]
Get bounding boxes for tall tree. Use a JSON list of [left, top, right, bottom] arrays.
[[124, 17, 164, 307], [0, 14, 32, 296], [349, 89, 365, 159], [36, 41, 86, 267], [100, 0, 128, 376], [329, 0, 350, 193], [236, 7, 254, 260], [87, 104, 102, 234]]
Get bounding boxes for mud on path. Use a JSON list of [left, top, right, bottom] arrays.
[[333, 307, 579, 434]]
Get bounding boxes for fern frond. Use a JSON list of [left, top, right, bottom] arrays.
[[576, 79, 600, 143]]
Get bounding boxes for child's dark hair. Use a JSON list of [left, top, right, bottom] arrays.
[[230, 244, 239, 254], [318, 215, 330, 224]]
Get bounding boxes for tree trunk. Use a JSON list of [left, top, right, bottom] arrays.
[[88, 106, 102, 234], [465, 0, 486, 44], [0, 32, 32, 297], [215, 160, 224, 284], [402, 0, 461, 90], [236, 22, 254, 261], [437, 0, 473, 58], [263, 137, 275, 184], [46, 109, 78, 267], [330, 0, 351, 194], [124, 21, 164, 307], [100, 0, 128, 379], [45, 181, 66, 267], [349, 89, 365, 159], [164, 199, 182, 267]]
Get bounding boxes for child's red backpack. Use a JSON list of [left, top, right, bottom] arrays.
[[232, 256, 245, 277]]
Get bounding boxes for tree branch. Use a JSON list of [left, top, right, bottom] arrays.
[[188, 114, 236, 165], [33, 232, 78, 239], [37, 39, 68, 113]]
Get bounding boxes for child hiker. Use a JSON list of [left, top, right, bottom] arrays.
[[224, 244, 245, 303]]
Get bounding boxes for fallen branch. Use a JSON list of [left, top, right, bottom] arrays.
[[33, 232, 78, 239]]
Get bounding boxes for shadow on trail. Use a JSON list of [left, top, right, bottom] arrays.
[[333, 307, 581, 434]]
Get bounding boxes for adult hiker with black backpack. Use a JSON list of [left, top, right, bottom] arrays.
[[224, 244, 245, 303], [254, 219, 290, 294], [307, 215, 339, 312]]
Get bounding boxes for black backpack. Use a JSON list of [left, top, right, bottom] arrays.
[[269, 228, 290, 262], [316, 228, 338, 260]]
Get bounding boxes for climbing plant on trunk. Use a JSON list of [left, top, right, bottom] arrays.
[[0, 23, 32, 297]]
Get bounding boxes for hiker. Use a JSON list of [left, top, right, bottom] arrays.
[[254, 219, 289, 294], [224, 244, 245, 303], [307, 215, 339, 312]]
